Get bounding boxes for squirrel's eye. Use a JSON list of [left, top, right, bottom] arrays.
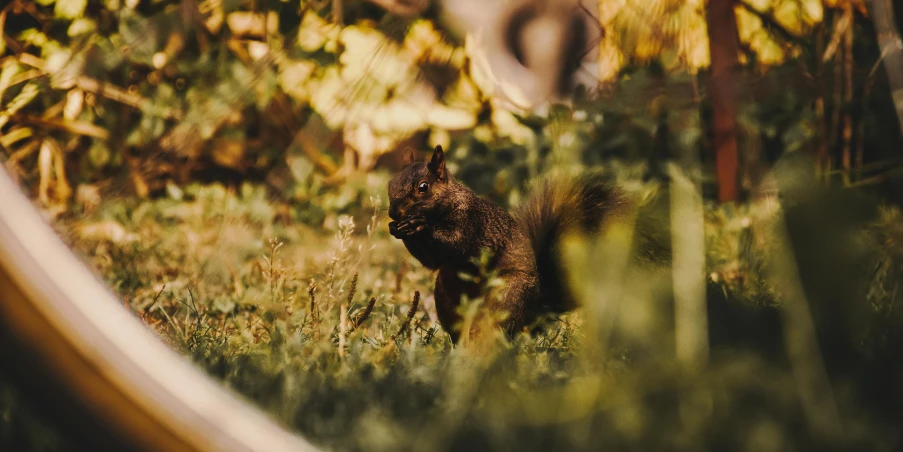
[[417, 181, 429, 193]]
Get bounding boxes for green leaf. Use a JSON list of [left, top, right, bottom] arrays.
[[55, 0, 88, 19], [94, 37, 125, 70], [87, 141, 112, 168], [68, 18, 97, 37], [18, 29, 49, 48], [119, 11, 159, 64], [126, 113, 166, 147]]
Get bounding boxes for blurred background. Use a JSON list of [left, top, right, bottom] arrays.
[[2, 0, 903, 450]]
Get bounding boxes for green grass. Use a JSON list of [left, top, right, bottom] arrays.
[[5, 173, 903, 451]]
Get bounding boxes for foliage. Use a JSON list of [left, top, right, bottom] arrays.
[[3, 0, 900, 215], [0, 0, 540, 209]]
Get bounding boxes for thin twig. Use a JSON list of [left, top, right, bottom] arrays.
[[821, 6, 853, 64], [13, 114, 110, 140]]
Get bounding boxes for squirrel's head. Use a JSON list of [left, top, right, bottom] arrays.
[[388, 145, 453, 222]]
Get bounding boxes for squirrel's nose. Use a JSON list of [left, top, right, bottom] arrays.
[[388, 203, 403, 221]]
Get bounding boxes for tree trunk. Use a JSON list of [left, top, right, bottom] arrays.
[[705, 0, 741, 202], [867, 0, 903, 135]]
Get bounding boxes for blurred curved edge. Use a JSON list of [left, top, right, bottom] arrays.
[[0, 168, 318, 452]]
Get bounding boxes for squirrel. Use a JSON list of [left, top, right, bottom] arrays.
[[388, 145, 658, 343]]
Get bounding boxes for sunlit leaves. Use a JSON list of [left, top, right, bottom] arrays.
[[53, 0, 86, 19], [0, 0, 854, 196], [18, 29, 50, 48], [405, 19, 466, 68], [226, 11, 278, 39], [822, 0, 867, 15], [736, 8, 791, 66], [425, 104, 478, 130], [126, 111, 167, 147], [0, 60, 23, 107], [0, 83, 40, 129], [297, 10, 340, 53], [68, 18, 97, 37], [278, 60, 317, 103], [603, 0, 708, 70], [118, 10, 159, 65], [595, 0, 827, 76], [339, 25, 416, 90], [300, 20, 491, 165]]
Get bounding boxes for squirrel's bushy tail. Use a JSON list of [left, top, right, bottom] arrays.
[[514, 172, 634, 313]]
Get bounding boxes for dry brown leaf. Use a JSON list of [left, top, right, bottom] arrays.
[[212, 138, 247, 170]]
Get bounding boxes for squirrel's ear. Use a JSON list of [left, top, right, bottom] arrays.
[[401, 147, 416, 165], [427, 145, 447, 181]]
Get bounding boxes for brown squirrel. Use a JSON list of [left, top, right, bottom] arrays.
[[388, 145, 646, 342]]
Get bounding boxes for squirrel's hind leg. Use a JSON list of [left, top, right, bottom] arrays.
[[434, 269, 462, 344], [491, 273, 540, 340]]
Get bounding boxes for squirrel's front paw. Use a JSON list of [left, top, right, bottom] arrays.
[[390, 216, 426, 238], [388, 221, 402, 238], [404, 216, 427, 234]]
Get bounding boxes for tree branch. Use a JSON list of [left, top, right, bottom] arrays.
[[822, 5, 853, 63]]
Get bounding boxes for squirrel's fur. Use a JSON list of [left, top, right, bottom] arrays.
[[514, 172, 634, 313], [388, 146, 638, 342]]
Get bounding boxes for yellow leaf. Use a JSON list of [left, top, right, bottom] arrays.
[[442, 73, 482, 110], [298, 11, 338, 52], [343, 123, 395, 169], [278, 60, 317, 102], [310, 66, 349, 129], [64, 88, 84, 120], [369, 99, 426, 135], [339, 26, 415, 89], [492, 109, 534, 146], [425, 104, 477, 130], [597, 39, 625, 82], [773, 1, 806, 36], [55, 0, 87, 19], [404, 20, 443, 60], [801, 0, 824, 22]]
